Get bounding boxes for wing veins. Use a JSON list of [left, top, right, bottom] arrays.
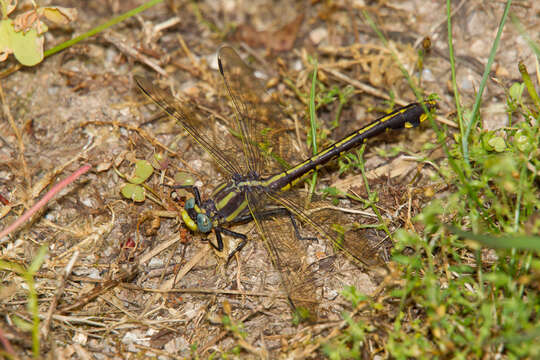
[[135, 76, 240, 177]]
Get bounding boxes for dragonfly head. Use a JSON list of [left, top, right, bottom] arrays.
[[182, 197, 213, 233]]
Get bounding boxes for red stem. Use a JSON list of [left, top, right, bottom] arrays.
[[0, 164, 92, 240]]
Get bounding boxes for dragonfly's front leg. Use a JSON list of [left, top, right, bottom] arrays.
[[168, 184, 203, 206], [213, 227, 248, 263]]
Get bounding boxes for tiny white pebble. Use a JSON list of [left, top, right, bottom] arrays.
[[309, 27, 328, 45]]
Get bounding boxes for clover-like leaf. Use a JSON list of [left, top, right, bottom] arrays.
[[128, 160, 153, 184], [0, 19, 13, 60], [487, 136, 506, 153], [0, 18, 44, 66], [515, 130, 531, 153], [121, 183, 145, 202], [11, 23, 43, 65]]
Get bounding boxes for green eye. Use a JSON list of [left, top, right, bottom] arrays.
[[197, 213, 212, 233], [185, 197, 195, 210]]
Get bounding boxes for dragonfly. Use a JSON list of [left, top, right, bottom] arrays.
[[135, 46, 436, 320]]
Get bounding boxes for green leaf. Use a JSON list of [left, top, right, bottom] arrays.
[[0, 19, 14, 59], [515, 130, 532, 153], [10, 22, 44, 66], [27, 245, 47, 274], [487, 136, 506, 152], [12, 315, 33, 332], [121, 183, 145, 202], [508, 82, 524, 103], [174, 171, 194, 186], [129, 160, 153, 184], [0, 259, 24, 273], [0, 19, 44, 66]]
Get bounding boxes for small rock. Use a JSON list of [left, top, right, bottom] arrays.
[[310, 27, 328, 45]]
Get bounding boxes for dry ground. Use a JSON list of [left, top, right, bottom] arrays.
[[1, 0, 538, 358]]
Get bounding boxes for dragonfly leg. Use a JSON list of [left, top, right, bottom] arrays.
[[214, 227, 248, 264], [209, 228, 225, 251], [167, 184, 203, 206], [288, 212, 317, 241]]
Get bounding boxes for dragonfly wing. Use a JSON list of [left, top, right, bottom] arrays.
[[263, 189, 387, 267], [134, 75, 242, 178], [217, 46, 298, 176], [246, 190, 320, 321]]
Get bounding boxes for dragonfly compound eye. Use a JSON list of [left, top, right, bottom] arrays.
[[185, 197, 195, 210], [197, 213, 212, 233]]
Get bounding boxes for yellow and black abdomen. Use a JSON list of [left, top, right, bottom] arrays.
[[267, 101, 436, 192]]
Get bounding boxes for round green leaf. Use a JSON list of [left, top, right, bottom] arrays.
[[508, 82, 524, 103], [129, 160, 153, 184], [11, 25, 44, 66], [0, 20, 14, 59], [515, 131, 531, 153], [121, 183, 146, 202], [487, 136, 506, 152], [174, 171, 194, 186]]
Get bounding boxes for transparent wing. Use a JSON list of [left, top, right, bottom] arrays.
[[246, 190, 320, 320], [135, 76, 243, 179], [262, 189, 388, 267], [217, 46, 299, 176], [244, 188, 389, 320]]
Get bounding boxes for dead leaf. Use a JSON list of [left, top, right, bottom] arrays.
[[13, 6, 77, 35], [38, 6, 78, 25], [4, 0, 17, 17], [13, 10, 43, 34]]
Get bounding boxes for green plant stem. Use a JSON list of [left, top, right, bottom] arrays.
[[307, 59, 319, 203], [462, 0, 512, 166], [356, 147, 391, 237], [510, 14, 540, 61], [44, 0, 164, 59], [518, 61, 540, 112], [513, 159, 527, 232], [25, 273, 39, 357], [446, 0, 465, 141]]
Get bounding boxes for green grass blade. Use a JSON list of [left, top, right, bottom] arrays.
[[446, 0, 464, 140], [447, 226, 540, 250], [510, 13, 540, 59], [44, 0, 164, 59], [307, 58, 319, 202], [462, 0, 513, 166]]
